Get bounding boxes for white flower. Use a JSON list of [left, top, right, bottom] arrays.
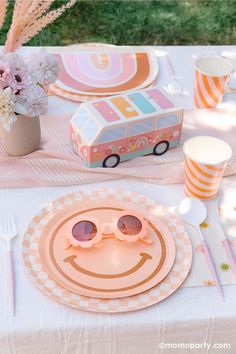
[[17, 84, 48, 117], [29, 50, 59, 85], [0, 87, 17, 131]]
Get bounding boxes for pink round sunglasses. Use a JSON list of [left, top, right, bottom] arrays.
[[64, 211, 152, 249]]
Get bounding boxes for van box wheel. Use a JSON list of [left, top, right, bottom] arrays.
[[153, 141, 169, 155], [103, 154, 120, 168]]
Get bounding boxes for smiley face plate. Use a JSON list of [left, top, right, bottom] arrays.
[[22, 189, 192, 312], [38, 198, 176, 299]]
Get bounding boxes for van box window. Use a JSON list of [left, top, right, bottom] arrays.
[[129, 119, 153, 137], [81, 119, 100, 143], [97, 126, 126, 144], [156, 115, 178, 129], [75, 106, 90, 127]]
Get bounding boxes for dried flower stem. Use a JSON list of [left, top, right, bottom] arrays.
[[0, 0, 8, 31], [5, 0, 77, 52]]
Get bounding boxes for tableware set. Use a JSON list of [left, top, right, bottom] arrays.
[[4, 45, 234, 313]]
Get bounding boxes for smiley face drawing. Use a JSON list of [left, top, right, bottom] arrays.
[[39, 199, 176, 299]]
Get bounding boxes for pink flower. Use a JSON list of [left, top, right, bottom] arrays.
[[0, 61, 11, 82], [0, 61, 11, 90], [2, 53, 29, 93], [10, 66, 29, 93]]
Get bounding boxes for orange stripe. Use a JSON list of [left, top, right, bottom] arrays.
[[194, 89, 200, 108], [202, 74, 219, 104], [212, 77, 225, 95], [191, 160, 224, 180], [184, 183, 216, 200], [185, 159, 219, 187], [190, 159, 217, 179], [224, 75, 229, 84], [196, 72, 212, 108], [184, 171, 217, 194], [204, 164, 225, 172], [111, 97, 138, 118]]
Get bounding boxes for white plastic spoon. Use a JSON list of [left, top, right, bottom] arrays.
[[179, 197, 224, 300]]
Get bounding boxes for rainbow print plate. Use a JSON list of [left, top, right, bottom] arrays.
[[53, 46, 159, 96]]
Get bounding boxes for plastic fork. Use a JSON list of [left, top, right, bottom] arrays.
[[165, 54, 183, 95], [0, 213, 18, 316]]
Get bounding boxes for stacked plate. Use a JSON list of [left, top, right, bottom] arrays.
[[23, 189, 192, 313], [50, 45, 159, 102]]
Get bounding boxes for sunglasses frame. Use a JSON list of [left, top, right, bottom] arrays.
[[65, 210, 149, 249]]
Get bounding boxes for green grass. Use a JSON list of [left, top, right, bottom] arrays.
[[0, 0, 236, 46]]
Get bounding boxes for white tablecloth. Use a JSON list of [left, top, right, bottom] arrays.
[[1, 46, 236, 354]]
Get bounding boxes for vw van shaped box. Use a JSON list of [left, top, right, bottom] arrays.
[[70, 86, 184, 168]]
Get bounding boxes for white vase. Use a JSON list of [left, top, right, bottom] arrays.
[[0, 115, 41, 156]]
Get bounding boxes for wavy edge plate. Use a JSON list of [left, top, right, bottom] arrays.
[[53, 47, 159, 96], [49, 79, 156, 102], [22, 188, 192, 313]]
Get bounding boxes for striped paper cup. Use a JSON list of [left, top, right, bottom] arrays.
[[194, 56, 233, 108], [183, 136, 232, 200]]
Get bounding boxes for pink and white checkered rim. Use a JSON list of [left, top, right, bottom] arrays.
[[22, 189, 192, 313]]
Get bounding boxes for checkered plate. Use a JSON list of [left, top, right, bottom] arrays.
[[22, 188, 192, 313]]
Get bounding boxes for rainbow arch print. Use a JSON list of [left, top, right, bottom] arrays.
[[54, 47, 158, 96], [135, 136, 149, 149]]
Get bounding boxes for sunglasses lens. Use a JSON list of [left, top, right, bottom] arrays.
[[72, 221, 97, 242], [117, 215, 142, 236]]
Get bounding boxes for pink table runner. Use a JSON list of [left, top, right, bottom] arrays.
[[0, 108, 236, 188]]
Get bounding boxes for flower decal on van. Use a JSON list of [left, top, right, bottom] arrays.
[[106, 148, 112, 155], [82, 148, 88, 157], [172, 130, 180, 138], [71, 130, 76, 143], [119, 146, 126, 154], [163, 133, 171, 139]]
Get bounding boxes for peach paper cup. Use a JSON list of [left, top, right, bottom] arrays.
[[194, 56, 233, 109], [183, 136, 232, 200]]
